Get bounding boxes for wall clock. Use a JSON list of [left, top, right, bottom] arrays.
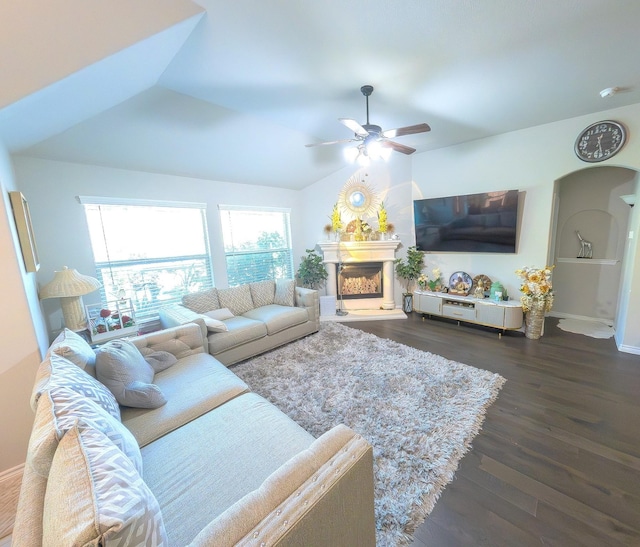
[[574, 120, 627, 163]]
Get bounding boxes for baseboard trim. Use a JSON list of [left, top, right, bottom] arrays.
[[617, 343, 640, 355], [0, 463, 24, 539]]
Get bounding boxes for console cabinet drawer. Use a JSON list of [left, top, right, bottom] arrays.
[[442, 303, 476, 322]]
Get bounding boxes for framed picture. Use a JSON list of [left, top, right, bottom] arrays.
[[85, 299, 137, 343], [8, 191, 40, 272]]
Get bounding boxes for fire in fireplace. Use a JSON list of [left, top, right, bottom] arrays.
[[337, 262, 383, 299]]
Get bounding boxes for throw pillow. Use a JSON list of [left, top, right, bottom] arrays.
[[199, 315, 229, 333], [274, 278, 296, 307], [204, 307, 235, 321], [47, 328, 96, 374], [143, 351, 178, 374], [34, 354, 121, 421], [28, 387, 142, 478], [217, 285, 254, 315], [43, 424, 168, 546], [182, 288, 220, 313], [249, 280, 276, 307], [96, 339, 167, 409]]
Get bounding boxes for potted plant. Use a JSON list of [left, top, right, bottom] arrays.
[[296, 248, 328, 289], [395, 246, 425, 312]]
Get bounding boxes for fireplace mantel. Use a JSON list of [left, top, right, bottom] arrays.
[[318, 240, 401, 310]]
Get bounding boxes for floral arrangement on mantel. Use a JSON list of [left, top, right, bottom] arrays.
[[515, 265, 554, 312], [418, 268, 443, 291], [330, 203, 343, 233], [378, 202, 388, 233], [325, 201, 396, 241]]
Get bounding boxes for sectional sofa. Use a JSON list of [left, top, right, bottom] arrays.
[[159, 279, 320, 365], [13, 322, 376, 546]]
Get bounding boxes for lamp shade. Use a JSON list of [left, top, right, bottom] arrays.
[[39, 266, 101, 299], [39, 267, 102, 331]]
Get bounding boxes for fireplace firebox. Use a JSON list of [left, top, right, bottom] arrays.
[[337, 262, 383, 299]]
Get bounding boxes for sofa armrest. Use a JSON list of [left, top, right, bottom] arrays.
[[132, 322, 207, 360], [294, 287, 319, 325], [159, 304, 202, 328], [188, 424, 375, 547]]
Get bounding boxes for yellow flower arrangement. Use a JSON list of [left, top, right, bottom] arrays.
[[330, 203, 342, 232], [378, 202, 388, 233], [515, 265, 554, 312]]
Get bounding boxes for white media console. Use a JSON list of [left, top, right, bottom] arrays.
[[413, 290, 523, 336]]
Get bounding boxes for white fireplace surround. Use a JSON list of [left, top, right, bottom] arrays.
[[318, 240, 401, 310]]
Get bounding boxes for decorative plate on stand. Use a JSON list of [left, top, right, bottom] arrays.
[[448, 271, 473, 295]]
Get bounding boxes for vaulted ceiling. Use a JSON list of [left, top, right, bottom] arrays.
[[3, 1, 640, 189]]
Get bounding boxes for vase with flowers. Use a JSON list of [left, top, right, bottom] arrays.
[[417, 268, 443, 292], [378, 202, 388, 239], [330, 203, 343, 241], [515, 265, 554, 339]]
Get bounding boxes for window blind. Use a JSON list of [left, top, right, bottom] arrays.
[[218, 205, 293, 286], [82, 200, 213, 321]]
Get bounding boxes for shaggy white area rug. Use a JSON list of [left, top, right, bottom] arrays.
[[557, 318, 615, 339], [232, 322, 506, 546]]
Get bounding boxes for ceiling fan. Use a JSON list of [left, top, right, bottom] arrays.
[[305, 85, 430, 160]]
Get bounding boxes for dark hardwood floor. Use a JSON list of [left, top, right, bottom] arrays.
[[345, 313, 640, 547]]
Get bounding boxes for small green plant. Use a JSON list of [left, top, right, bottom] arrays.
[[296, 248, 328, 289], [395, 246, 425, 293]]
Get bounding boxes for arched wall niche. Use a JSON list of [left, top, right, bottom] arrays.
[[551, 166, 637, 324], [558, 210, 619, 260]]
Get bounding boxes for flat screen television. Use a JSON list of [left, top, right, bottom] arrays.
[[414, 189, 519, 253]]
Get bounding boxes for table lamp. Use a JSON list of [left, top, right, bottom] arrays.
[[39, 266, 102, 331]]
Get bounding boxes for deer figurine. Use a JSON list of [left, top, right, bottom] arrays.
[[576, 231, 593, 259]]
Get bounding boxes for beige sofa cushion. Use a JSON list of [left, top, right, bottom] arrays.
[[28, 387, 142, 478], [201, 315, 228, 332], [243, 304, 309, 335], [141, 392, 314, 546], [43, 424, 167, 547], [274, 278, 295, 306], [249, 280, 275, 307], [96, 339, 167, 409], [182, 287, 220, 313], [206, 316, 267, 354], [218, 284, 255, 315], [204, 307, 235, 321], [121, 352, 249, 447]]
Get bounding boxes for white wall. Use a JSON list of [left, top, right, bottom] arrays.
[[13, 157, 303, 339], [0, 144, 46, 470], [411, 103, 640, 351]]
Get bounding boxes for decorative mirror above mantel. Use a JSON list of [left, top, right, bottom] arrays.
[[338, 172, 379, 218], [329, 170, 393, 241]]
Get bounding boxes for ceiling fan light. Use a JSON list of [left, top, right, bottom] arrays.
[[356, 146, 370, 166]]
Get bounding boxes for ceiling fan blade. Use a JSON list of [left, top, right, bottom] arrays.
[[305, 138, 357, 148], [381, 140, 416, 155], [382, 123, 431, 139], [339, 118, 369, 137]]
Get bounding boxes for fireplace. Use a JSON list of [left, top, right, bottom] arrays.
[[338, 262, 383, 299], [318, 240, 401, 310]]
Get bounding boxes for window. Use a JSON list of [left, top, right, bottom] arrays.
[[80, 197, 213, 322], [219, 205, 293, 286]]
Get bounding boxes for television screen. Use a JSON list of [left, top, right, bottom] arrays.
[[414, 190, 519, 253]]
